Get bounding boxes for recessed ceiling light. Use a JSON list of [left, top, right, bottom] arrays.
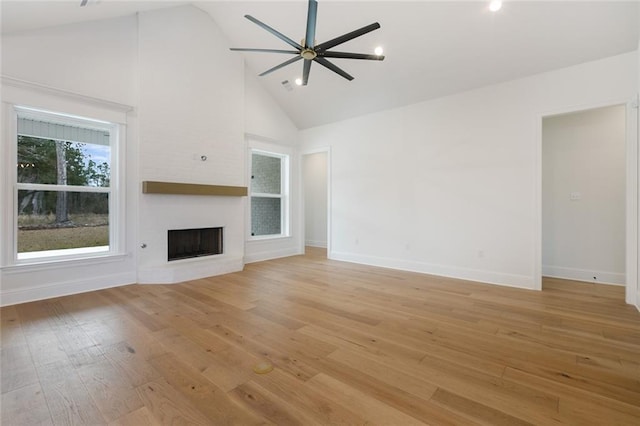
[[374, 46, 384, 56], [295, 78, 303, 86], [489, 1, 502, 12]]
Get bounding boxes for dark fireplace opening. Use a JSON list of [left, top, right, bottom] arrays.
[[168, 227, 223, 261]]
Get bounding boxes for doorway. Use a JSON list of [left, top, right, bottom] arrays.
[[541, 104, 627, 293], [302, 149, 329, 258]]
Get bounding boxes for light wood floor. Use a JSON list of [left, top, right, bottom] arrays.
[[2, 247, 639, 425]]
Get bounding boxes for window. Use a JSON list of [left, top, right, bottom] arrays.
[[250, 150, 289, 238], [13, 106, 119, 261]]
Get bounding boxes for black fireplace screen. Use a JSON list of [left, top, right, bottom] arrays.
[[168, 227, 223, 261]]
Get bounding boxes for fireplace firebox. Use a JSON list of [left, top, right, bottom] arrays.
[[168, 227, 223, 261]]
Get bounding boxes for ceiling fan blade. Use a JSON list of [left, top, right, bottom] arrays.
[[313, 57, 354, 81], [259, 56, 303, 77], [305, 0, 318, 48], [315, 22, 381, 52], [302, 59, 312, 85], [319, 51, 385, 61], [244, 15, 302, 50], [230, 48, 299, 54]]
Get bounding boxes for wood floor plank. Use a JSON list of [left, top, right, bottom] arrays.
[[108, 407, 160, 426], [201, 345, 262, 392], [2, 247, 639, 425], [228, 380, 311, 425], [431, 387, 538, 426], [0, 305, 25, 347], [38, 363, 107, 425], [1, 383, 53, 426], [102, 341, 162, 388], [328, 348, 439, 401], [250, 368, 370, 425], [305, 373, 426, 425], [504, 366, 640, 424], [0, 343, 39, 394], [206, 322, 322, 382], [76, 357, 144, 423], [22, 326, 68, 367], [136, 378, 212, 425], [295, 345, 479, 425], [148, 352, 266, 425]]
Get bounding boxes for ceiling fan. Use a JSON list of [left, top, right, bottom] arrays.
[[230, 0, 384, 86]]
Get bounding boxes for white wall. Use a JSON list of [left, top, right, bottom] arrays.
[[0, 6, 300, 304], [1, 16, 138, 106], [303, 152, 328, 248], [301, 51, 638, 290], [542, 105, 626, 285], [1, 16, 139, 305], [245, 68, 298, 145]]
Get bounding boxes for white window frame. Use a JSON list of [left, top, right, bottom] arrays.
[[4, 104, 125, 266], [249, 148, 290, 240]]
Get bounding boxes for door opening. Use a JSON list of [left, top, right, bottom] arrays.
[[541, 104, 628, 296], [302, 150, 329, 258]]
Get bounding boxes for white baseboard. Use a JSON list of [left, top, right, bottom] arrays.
[[0, 271, 136, 307], [542, 265, 625, 286], [244, 247, 302, 264], [329, 251, 533, 289], [138, 255, 244, 284], [305, 240, 327, 248]]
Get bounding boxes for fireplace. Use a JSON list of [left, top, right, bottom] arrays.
[[168, 227, 223, 261]]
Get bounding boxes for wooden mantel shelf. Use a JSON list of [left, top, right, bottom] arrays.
[[142, 181, 248, 197]]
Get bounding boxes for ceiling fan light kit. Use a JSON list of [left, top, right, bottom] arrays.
[[230, 0, 384, 86]]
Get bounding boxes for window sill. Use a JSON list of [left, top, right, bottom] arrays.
[[1, 250, 129, 274], [248, 235, 291, 243]]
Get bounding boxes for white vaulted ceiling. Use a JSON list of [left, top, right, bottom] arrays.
[[2, 1, 638, 129]]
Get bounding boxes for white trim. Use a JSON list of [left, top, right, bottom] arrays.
[[2, 76, 133, 116], [542, 265, 625, 286], [305, 240, 327, 248], [2, 253, 128, 273], [137, 254, 243, 284], [250, 192, 282, 199], [244, 246, 301, 264], [2, 104, 18, 268], [17, 245, 109, 261], [330, 250, 533, 289], [533, 114, 543, 291], [248, 146, 290, 240], [4, 98, 127, 267], [16, 183, 111, 193], [629, 92, 639, 306], [249, 234, 291, 242], [0, 270, 135, 307]]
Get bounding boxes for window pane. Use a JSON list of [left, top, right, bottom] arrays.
[[17, 190, 109, 253], [251, 197, 281, 236], [251, 154, 281, 194], [17, 135, 111, 187]]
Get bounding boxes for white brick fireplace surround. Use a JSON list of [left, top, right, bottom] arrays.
[[137, 193, 246, 284], [136, 7, 247, 284]]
